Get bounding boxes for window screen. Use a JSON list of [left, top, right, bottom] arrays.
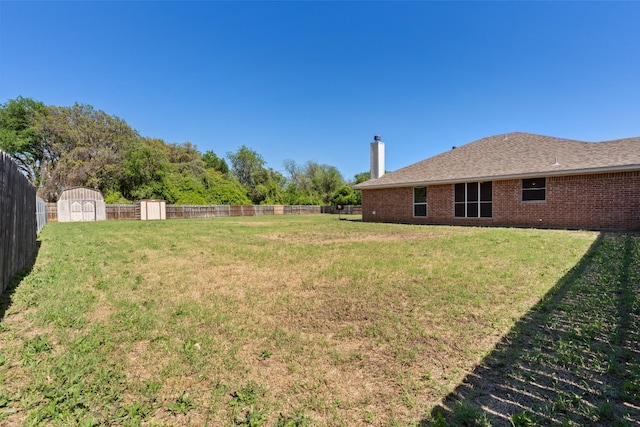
[[454, 182, 492, 218], [413, 187, 427, 217], [522, 178, 546, 201]]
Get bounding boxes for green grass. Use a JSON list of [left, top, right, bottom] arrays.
[[0, 215, 602, 426], [429, 232, 640, 427]]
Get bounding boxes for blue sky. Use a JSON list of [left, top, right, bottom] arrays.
[[1, 1, 639, 181]]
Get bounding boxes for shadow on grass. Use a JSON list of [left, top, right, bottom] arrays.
[[0, 241, 40, 322], [424, 232, 640, 426]]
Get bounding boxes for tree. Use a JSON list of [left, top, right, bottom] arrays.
[[283, 159, 346, 205], [0, 97, 50, 186], [255, 168, 288, 204], [309, 163, 343, 204], [121, 138, 252, 204], [227, 146, 265, 187], [353, 171, 371, 184], [2, 97, 358, 206], [165, 141, 201, 164], [202, 150, 229, 175], [227, 145, 274, 204], [121, 140, 170, 200], [35, 103, 139, 200], [330, 184, 361, 206], [201, 170, 251, 204]]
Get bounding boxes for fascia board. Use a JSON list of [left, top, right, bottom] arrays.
[[353, 164, 640, 190]]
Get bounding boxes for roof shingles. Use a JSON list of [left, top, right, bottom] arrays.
[[354, 132, 640, 189]]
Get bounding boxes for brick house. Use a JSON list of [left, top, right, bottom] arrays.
[[353, 132, 640, 230]]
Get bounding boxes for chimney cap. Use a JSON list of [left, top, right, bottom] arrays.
[[374, 135, 382, 142]]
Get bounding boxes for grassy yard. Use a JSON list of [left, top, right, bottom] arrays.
[[0, 215, 635, 426]]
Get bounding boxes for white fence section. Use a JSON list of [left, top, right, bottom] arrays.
[[36, 196, 47, 234]]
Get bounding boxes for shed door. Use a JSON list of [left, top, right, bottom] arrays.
[[82, 201, 96, 221], [70, 202, 83, 222], [147, 201, 161, 220], [69, 200, 96, 221]]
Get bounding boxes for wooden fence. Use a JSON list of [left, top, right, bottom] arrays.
[[1, 151, 38, 295], [321, 205, 363, 215], [46, 203, 361, 221], [107, 204, 136, 220]]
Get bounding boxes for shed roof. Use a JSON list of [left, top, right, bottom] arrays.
[[58, 186, 104, 201], [353, 132, 640, 189]]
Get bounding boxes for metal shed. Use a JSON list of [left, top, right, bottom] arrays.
[[56, 187, 106, 222]]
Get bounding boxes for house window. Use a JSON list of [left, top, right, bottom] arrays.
[[522, 178, 546, 201], [454, 182, 492, 218], [413, 186, 427, 217]]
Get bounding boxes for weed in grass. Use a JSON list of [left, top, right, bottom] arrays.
[[348, 350, 363, 362], [592, 400, 616, 423], [258, 349, 273, 360], [230, 381, 267, 426], [395, 345, 419, 366], [510, 410, 536, 426], [552, 392, 587, 416], [0, 391, 19, 422], [22, 334, 52, 363], [140, 379, 161, 399], [93, 280, 108, 291], [402, 391, 416, 410], [69, 328, 109, 355], [116, 401, 154, 424], [223, 344, 242, 371], [269, 327, 290, 349], [553, 339, 586, 367], [234, 405, 267, 427], [623, 379, 640, 400], [450, 401, 492, 427], [31, 381, 90, 424], [328, 348, 341, 365], [276, 409, 311, 427], [133, 274, 143, 290], [182, 338, 201, 363], [167, 391, 195, 415], [430, 407, 449, 427], [362, 409, 376, 424], [0, 391, 9, 408]]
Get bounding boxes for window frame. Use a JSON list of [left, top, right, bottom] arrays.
[[413, 186, 427, 217], [454, 181, 492, 218], [522, 177, 546, 202]]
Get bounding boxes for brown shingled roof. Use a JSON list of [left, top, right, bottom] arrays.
[[353, 132, 640, 189]]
